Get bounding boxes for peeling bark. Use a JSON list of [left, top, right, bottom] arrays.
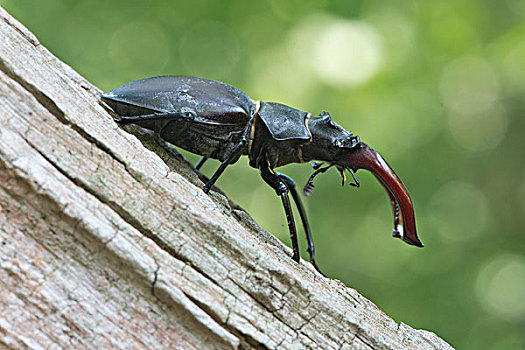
[[0, 6, 454, 350]]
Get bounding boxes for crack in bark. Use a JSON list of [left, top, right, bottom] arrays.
[[223, 296, 233, 327], [94, 231, 119, 256], [228, 277, 296, 344], [174, 286, 268, 350], [151, 264, 160, 296], [0, 11, 40, 47], [354, 330, 375, 350], [296, 307, 316, 332], [0, 59, 64, 126]]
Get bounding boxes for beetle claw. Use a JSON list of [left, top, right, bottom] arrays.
[[346, 168, 360, 187]]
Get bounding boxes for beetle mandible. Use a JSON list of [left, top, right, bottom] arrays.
[[102, 75, 423, 275]]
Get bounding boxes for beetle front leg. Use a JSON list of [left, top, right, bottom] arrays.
[[259, 166, 300, 263], [277, 173, 326, 276]]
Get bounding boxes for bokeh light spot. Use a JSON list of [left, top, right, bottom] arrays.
[[476, 253, 525, 322], [364, 8, 416, 68], [503, 40, 525, 89], [179, 21, 240, 78], [427, 181, 489, 241], [248, 45, 317, 105], [440, 56, 500, 115], [312, 20, 383, 88], [286, 16, 383, 89], [109, 22, 169, 76], [447, 103, 508, 152]]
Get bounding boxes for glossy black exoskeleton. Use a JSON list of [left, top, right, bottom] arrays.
[[102, 76, 423, 275]]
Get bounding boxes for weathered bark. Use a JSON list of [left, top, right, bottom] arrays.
[[0, 6, 454, 349]]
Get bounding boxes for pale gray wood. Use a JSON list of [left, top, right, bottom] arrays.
[[0, 6, 454, 349]]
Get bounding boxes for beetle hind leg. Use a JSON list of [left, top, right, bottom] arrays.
[[277, 173, 326, 277], [194, 157, 208, 170], [259, 166, 301, 264]]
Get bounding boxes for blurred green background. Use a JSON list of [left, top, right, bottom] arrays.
[[2, 0, 524, 348]]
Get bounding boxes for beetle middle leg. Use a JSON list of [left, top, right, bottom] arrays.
[[277, 173, 326, 276], [203, 148, 242, 194]]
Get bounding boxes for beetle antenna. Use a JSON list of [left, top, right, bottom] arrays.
[[303, 164, 333, 196], [345, 167, 360, 188]]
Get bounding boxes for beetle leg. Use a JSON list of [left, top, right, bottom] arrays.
[[259, 166, 301, 263], [116, 111, 196, 140], [194, 157, 208, 170], [277, 173, 326, 276], [281, 194, 301, 263], [311, 161, 324, 170], [203, 162, 228, 193], [115, 112, 184, 125], [346, 167, 360, 187], [203, 144, 244, 193], [203, 114, 255, 193]]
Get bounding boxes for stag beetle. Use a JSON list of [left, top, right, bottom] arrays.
[[102, 75, 423, 275]]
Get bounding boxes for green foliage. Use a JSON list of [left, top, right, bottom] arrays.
[[4, 1, 524, 348]]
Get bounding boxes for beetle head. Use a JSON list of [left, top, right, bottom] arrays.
[[337, 142, 423, 247], [307, 112, 361, 158]]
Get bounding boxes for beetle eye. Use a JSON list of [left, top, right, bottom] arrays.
[[320, 110, 331, 118], [332, 139, 344, 148], [332, 135, 361, 149]]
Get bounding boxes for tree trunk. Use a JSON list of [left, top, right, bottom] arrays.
[[0, 6, 453, 350]]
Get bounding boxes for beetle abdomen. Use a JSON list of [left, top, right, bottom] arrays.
[[166, 122, 244, 161], [102, 75, 255, 126]]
